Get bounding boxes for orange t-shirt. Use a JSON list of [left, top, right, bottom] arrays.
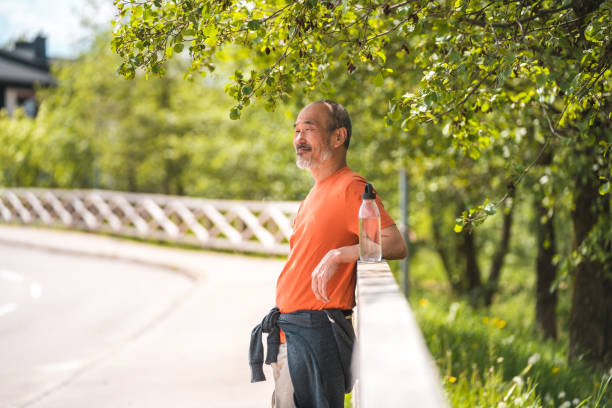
[[276, 166, 396, 315]]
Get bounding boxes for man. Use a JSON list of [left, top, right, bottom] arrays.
[[250, 100, 407, 408]]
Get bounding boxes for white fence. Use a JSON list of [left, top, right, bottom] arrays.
[[354, 261, 449, 408], [0, 188, 299, 255]]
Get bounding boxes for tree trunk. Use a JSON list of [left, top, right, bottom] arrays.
[[533, 149, 558, 339], [127, 164, 137, 192], [568, 150, 612, 366], [462, 228, 482, 302], [431, 209, 462, 293], [535, 199, 558, 339], [483, 202, 515, 306]]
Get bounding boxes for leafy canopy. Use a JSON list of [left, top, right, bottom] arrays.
[[111, 0, 612, 225], [111, 0, 611, 123]]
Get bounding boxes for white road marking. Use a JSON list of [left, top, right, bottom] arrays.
[[30, 282, 43, 298], [39, 359, 84, 373], [0, 269, 24, 283], [0, 303, 18, 316]]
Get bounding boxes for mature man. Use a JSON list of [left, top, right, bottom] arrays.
[[250, 100, 407, 408]]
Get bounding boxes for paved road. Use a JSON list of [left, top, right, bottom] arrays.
[[0, 226, 281, 408]]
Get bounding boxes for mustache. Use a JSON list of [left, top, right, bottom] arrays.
[[296, 143, 312, 151]]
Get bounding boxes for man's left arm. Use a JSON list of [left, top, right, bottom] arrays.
[[311, 224, 408, 302], [380, 224, 409, 260]]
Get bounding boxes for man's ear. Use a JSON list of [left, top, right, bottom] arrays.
[[333, 128, 347, 148]]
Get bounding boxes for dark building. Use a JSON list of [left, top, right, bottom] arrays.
[[0, 35, 55, 117]]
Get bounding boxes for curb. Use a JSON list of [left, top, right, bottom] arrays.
[[0, 236, 203, 283]]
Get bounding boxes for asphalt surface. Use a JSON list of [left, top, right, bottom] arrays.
[[0, 225, 281, 408]]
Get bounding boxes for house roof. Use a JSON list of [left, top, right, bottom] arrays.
[[0, 49, 55, 87]]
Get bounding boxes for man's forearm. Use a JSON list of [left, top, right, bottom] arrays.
[[311, 227, 407, 301], [381, 225, 408, 260], [331, 244, 360, 264], [333, 225, 407, 263]]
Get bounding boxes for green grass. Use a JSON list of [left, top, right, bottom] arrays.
[[393, 247, 611, 408]]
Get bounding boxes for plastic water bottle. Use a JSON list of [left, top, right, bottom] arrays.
[[359, 183, 382, 262]]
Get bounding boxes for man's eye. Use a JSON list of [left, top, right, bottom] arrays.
[[295, 127, 314, 135]]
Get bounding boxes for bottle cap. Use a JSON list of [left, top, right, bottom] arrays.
[[362, 183, 376, 199]]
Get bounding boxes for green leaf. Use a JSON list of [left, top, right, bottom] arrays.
[[229, 108, 241, 120], [374, 72, 384, 87], [454, 223, 464, 233], [203, 25, 218, 47], [174, 43, 184, 53], [424, 92, 438, 107], [390, 108, 402, 122], [599, 181, 610, 195], [484, 203, 496, 215], [247, 19, 261, 30], [496, 65, 512, 86]]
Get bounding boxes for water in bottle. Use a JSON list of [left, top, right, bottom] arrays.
[[359, 183, 382, 262]]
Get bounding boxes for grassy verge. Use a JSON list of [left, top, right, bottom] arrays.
[[392, 247, 611, 408]]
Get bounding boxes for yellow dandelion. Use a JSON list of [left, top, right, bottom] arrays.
[[448, 376, 457, 383], [419, 298, 429, 307], [482, 316, 490, 324], [552, 367, 560, 374], [495, 320, 507, 329]]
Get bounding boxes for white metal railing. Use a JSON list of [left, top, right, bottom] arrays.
[[0, 188, 299, 255], [353, 261, 449, 407]]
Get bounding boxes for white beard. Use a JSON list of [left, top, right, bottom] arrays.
[[296, 145, 332, 170], [296, 156, 311, 170]]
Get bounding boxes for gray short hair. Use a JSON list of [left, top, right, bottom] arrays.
[[315, 100, 352, 149]]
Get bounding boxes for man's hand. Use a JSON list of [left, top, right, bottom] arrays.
[[310, 224, 407, 303], [311, 245, 359, 302], [311, 249, 340, 302]]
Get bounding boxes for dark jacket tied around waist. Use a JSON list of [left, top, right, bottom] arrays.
[[249, 307, 281, 382], [249, 307, 356, 408]]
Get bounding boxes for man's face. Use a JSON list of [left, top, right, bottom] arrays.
[[293, 103, 333, 170]]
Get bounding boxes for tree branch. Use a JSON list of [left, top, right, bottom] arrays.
[[365, 14, 414, 43], [425, 71, 495, 123], [232, 2, 295, 33], [245, 31, 297, 100], [463, 5, 573, 28], [463, 104, 557, 228], [384, 1, 414, 14], [541, 101, 565, 140]]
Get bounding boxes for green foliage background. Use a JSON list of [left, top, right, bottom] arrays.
[[1, 34, 310, 200]]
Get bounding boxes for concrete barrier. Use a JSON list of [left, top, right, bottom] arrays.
[[353, 261, 449, 408]]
